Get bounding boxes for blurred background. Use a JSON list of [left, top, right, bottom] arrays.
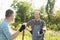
[[0, 0, 60, 40]]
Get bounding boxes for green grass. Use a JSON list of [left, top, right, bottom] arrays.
[[14, 30, 32, 40], [12, 24, 60, 40], [45, 30, 60, 40], [14, 30, 60, 40]]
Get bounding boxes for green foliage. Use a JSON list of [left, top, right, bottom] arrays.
[[46, 0, 55, 22], [56, 10, 60, 23], [11, 0, 34, 27], [45, 30, 60, 40], [56, 24, 60, 30], [45, 0, 60, 30], [11, 0, 60, 31], [39, 6, 45, 13], [50, 24, 57, 30]]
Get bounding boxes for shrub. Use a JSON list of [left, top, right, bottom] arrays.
[[50, 24, 57, 30], [56, 24, 60, 30]]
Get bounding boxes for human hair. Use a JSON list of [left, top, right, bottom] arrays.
[[5, 9, 14, 18]]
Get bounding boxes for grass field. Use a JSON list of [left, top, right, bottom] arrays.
[[14, 30, 60, 40]]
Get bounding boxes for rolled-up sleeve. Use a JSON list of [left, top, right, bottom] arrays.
[[42, 20, 46, 31], [27, 19, 34, 27], [27, 20, 32, 27]]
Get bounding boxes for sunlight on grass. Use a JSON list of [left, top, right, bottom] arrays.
[[45, 30, 60, 40], [14, 30, 32, 40], [14, 30, 60, 40], [11, 24, 60, 40]]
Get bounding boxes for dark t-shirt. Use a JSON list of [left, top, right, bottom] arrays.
[[27, 19, 46, 30], [27, 19, 46, 40]]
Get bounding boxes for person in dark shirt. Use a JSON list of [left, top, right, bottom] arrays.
[[26, 10, 46, 40]]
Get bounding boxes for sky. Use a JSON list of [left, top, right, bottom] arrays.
[[0, 0, 60, 19]]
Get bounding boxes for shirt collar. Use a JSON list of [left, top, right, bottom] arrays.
[[4, 18, 10, 25]]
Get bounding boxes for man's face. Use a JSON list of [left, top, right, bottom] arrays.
[[9, 14, 14, 22], [34, 11, 40, 19]]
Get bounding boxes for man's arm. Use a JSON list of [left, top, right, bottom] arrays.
[[26, 20, 33, 34], [12, 24, 26, 39], [42, 20, 46, 33], [3, 24, 26, 40], [26, 21, 32, 30], [39, 20, 46, 36], [12, 31, 20, 40]]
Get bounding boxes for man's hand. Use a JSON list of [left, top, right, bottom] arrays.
[[38, 27, 46, 36], [38, 29, 44, 36], [19, 24, 25, 32], [39, 28, 43, 34]]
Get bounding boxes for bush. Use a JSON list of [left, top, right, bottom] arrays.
[[50, 24, 57, 30], [56, 24, 60, 30]]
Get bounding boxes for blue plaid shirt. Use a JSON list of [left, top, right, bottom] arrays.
[[0, 19, 12, 40]]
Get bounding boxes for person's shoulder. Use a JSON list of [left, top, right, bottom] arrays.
[[31, 19, 35, 21], [40, 19, 45, 23], [27, 19, 35, 24], [0, 20, 8, 28], [29, 19, 35, 22]]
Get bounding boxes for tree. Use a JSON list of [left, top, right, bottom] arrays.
[[56, 10, 60, 24], [46, 0, 55, 23], [11, 0, 33, 25]]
